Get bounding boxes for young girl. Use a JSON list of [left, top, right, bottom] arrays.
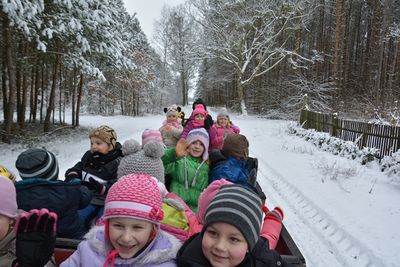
[[162, 128, 210, 212], [0, 176, 56, 267], [65, 125, 123, 228], [60, 174, 182, 267], [176, 184, 290, 267], [160, 105, 184, 148], [209, 108, 240, 150], [180, 104, 209, 140]]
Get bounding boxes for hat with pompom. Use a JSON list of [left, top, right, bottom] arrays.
[[192, 104, 208, 117], [217, 108, 229, 120], [142, 129, 164, 147], [117, 139, 165, 182], [89, 125, 117, 150], [103, 174, 164, 244]]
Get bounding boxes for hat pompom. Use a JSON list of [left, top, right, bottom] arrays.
[[122, 139, 141, 156], [143, 141, 165, 158]]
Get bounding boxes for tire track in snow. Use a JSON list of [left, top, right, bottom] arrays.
[[253, 152, 386, 267]]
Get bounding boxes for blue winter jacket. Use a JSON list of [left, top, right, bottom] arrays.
[[15, 178, 92, 239], [209, 155, 249, 185]]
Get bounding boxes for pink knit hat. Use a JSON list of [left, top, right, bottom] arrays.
[[142, 129, 164, 147], [187, 128, 210, 161], [196, 179, 232, 224], [103, 174, 164, 224], [0, 176, 18, 219], [192, 104, 208, 117]]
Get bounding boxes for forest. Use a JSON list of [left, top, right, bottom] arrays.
[[1, 0, 399, 143]]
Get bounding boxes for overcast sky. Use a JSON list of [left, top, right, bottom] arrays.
[[122, 0, 186, 42]]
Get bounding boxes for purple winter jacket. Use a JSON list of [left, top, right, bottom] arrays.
[[60, 225, 182, 267]]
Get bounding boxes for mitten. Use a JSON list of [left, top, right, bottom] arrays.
[[82, 177, 106, 195], [13, 208, 57, 267], [176, 138, 188, 158], [204, 115, 214, 130], [260, 206, 283, 250]]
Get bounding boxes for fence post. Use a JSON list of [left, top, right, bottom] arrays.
[[331, 112, 338, 137]]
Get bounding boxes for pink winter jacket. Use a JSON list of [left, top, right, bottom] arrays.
[[208, 123, 240, 150]]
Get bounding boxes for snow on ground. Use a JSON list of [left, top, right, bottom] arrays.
[[1, 107, 399, 267]]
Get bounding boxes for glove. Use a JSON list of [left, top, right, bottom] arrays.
[[82, 177, 106, 195], [13, 208, 57, 267], [65, 171, 79, 182], [176, 138, 188, 158], [204, 115, 214, 130]]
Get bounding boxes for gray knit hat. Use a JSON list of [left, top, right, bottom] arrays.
[[15, 148, 59, 181], [204, 184, 263, 250], [217, 108, 229, 120], [117, 139, 165, 183]]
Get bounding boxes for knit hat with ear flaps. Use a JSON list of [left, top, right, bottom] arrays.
[[89, 125, 117, 150], [103, 174, 164, 224], [186, 128, 210, 161], [117, 139, 165, 182], [204, 184, 263, 251], [0, 176, 18, 219], [192, 104, 208, 118], [16, 148, 59, 181], [217, 108, 229, 120], [222, 133, 249, 160]]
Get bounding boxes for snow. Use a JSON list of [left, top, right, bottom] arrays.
[[1, 107, 399, 267]]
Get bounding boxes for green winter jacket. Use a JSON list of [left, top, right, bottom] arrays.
[[162, 148, 209, 212]]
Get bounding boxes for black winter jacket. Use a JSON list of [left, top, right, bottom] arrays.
[[15, 179, 92, 239], [176, 233, 293, 267], [65, 142, 123, 205]]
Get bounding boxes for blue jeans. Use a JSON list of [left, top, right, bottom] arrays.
[[78, 204, 104, 230]]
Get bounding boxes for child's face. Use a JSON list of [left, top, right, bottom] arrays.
[[90, 137, 110, 154], [0, 214, 13, 241], [202, 222, 248, 267], [217, 118, 229, 127], [109, 217, 154, 259], [194, 114, 205, 123], [167, 114, 178, 123], [188, 140, 205, 158]]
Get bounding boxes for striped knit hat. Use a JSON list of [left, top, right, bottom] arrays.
[[142, 129, 164, 147], [15, 148, 59, 181], [89, 125, 117, 150], [204, 184, 263, 250], [103, 174, 164, 224], [187, 128, 210, 161]]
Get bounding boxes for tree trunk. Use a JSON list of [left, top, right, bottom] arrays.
[[75, 73, 84, 127], [44, 51, 61, 132], [1, 13, 16, 143], [333, 0, 344, 86], [71, 66, 77, 126]]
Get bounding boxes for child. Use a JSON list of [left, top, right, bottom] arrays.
[[0, 176, 57, 267], [60, 174, 182, 267], [15, 148, 92, 239], [196, 179, 284, 250], [162, 128, 210, 212], [160, 105, 184, 148], [176, 184, 290, 267], [180, 104, 209, 140], [209, 108, 240, 150], [117, 129, 165, 182], [65, 125, 123, 228], [208, 133, 266, 203]]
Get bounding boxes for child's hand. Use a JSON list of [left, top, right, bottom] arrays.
[[13, 208, 57, 267], [176, 138, 188, 157], [164, 125, 172, 132], [82, 177, 106, 195]]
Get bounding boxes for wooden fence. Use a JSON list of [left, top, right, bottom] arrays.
[[299, 109, 400, 158]]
